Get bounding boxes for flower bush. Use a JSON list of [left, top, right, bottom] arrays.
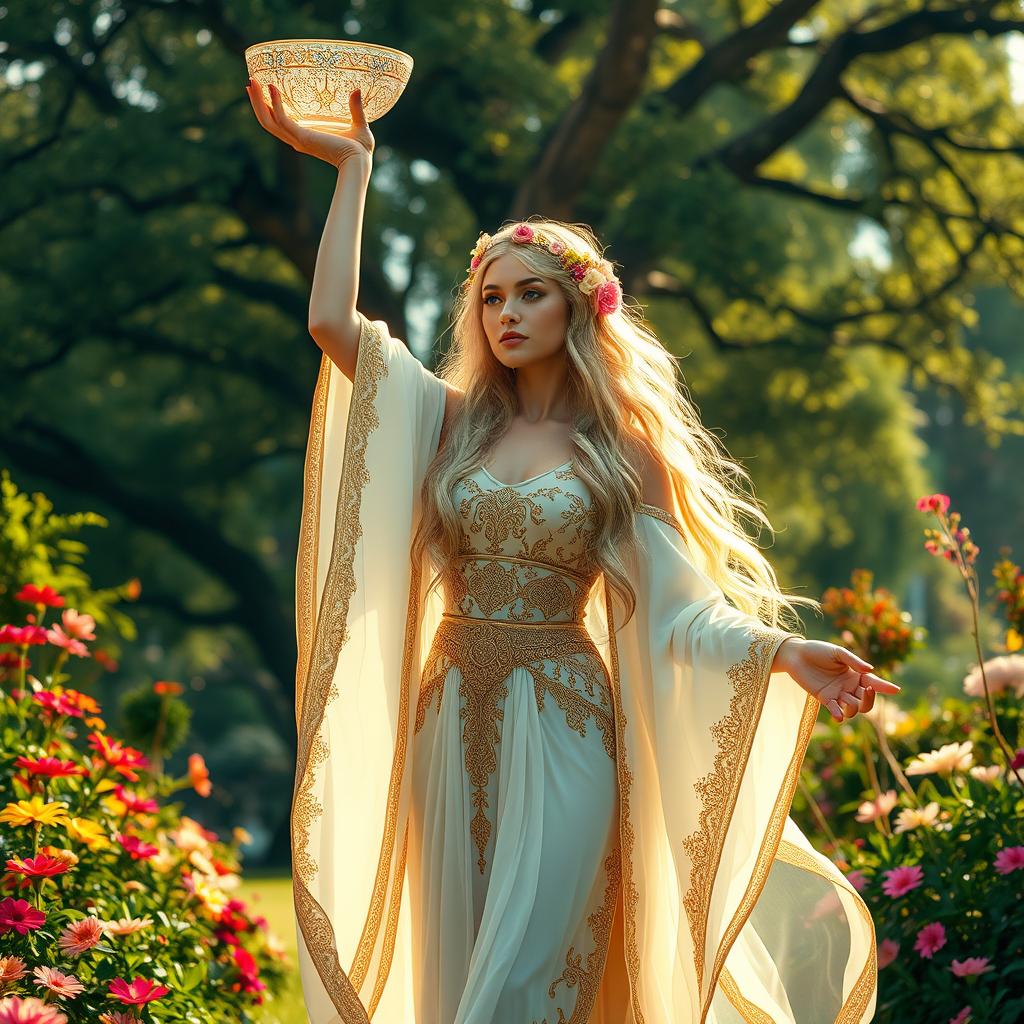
[[0, 473, 288, 1022], [798, 494, 1024, 1024]]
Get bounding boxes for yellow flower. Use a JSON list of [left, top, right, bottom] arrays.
[[64, 816, 110, 849], [893, 801, 940, 833], [0, 797, 71, 828], [193, 877, 229, 920], [232, 826, 253, 845]]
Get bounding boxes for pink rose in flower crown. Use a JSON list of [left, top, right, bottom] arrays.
[[568, 263, 587, 282], [510, 223, 535, 244], [596, 280, 622, 316], [548, 239, 566, 256]]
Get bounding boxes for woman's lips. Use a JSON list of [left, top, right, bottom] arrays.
[[500, 334, 525, 346]]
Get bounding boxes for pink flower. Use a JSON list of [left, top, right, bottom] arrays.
[[913, 921, 947, 959], [916, 493, 951, 515], [58, 916, 104, 956], [881, 864, 923, 898], [568, 262, 587, 282], [950, 957, 993, 977], [844, 869, 868, 893], [57, 609, 96, 641], [877, 937, 900, 969], [0, 898, 46, 936], [596, 279, 622, 316], [44, 624, 89, 658], [994, 845, 1024, 874], [510, 223, 535, 244], [114, 834, 159, 860], [948, 1007, 972, 1024], [469, 254, 482, 271], [32, 967, 84, 999], [855, 789, 899, 823], [106, 978, 170, 1005], [98, 1013, 143, 1024], [1012, 747, 1024, 770], [0, 997, 68, 1024], [548, 239, 566, 256]]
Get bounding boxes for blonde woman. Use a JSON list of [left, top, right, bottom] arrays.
[[247, 81, 897, 1024]]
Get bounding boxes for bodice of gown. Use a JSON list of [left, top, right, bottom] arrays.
[[439, 461, 601, 624]]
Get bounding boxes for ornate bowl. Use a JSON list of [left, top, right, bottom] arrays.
[[243, 39, 413, 133]]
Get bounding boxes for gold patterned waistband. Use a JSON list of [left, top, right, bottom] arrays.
[[440, 611, 586, 629], [450, 551, 593, 586]]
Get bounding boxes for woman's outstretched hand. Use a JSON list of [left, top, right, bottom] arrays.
[[776, 638, 902, 723], [244, 80, 375, 171]]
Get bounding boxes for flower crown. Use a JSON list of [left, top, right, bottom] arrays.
[[464, 222, 623, 317]]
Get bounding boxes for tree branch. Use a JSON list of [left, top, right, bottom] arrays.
[[510, 0, 660, 219]]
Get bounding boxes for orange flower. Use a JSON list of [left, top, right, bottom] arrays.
[[188, 753, 212, 797], [153, 680, 183, 696]]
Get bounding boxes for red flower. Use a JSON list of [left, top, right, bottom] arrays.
[[87, 733, 149, 781], [5, 854, 72, 879], [14, 757, 88, 779], [110, 785, 159, 815], [15, 584, 65, 608], [0, 624, 49, 646], [0, 897, 47, 935], [92, 649, 119, 672], [915, 493, 951, 515], [106, 977, 170, 1005], [32, 691, 83, 718], [153, 680, 184, 696], [114, 834, 159, 860]]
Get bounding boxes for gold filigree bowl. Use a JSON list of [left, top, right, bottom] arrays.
[[244, 39, 413, 133]]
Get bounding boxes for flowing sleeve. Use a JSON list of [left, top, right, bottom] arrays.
[[292, 311, 449, 1023], [596, 506, 877, 1024]]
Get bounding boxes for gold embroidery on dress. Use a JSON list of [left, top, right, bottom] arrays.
[[418, 615, 613, 874], [533, 845, 622, 1024]]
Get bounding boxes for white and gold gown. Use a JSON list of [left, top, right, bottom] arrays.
[[409, 461, 619, 1022], [290, 313, 878, 1024]]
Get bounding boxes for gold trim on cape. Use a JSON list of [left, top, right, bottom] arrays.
[[291, 316, 388, 1022]]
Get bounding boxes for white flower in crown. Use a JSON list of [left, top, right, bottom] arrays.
[[578, 267, 607, 295]]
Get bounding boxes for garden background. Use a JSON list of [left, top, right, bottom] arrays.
[[2, 1, 1023, 1022]]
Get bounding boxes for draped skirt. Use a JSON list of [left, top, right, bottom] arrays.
[[408, 614, 621, 1024]]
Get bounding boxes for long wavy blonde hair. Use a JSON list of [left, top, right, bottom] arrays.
[[410, 216, 818, 633]]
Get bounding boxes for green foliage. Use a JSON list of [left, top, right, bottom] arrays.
[[0, 470, 138, 651], [119, 683, 193, 761]]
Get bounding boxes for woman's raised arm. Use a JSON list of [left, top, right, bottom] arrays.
[[244, 81, 375, 382]]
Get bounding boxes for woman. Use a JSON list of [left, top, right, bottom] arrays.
[[247, 81, 898, 1024]]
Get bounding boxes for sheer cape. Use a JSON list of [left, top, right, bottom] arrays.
[[291, 313, 877, 1023]]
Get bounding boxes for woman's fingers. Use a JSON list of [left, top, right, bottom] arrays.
[[349, 88, 368, 128]]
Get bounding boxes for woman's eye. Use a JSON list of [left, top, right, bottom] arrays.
[[484, 290, 542, 305]]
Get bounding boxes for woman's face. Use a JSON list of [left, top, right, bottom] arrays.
[[480, 252, 570, 369]]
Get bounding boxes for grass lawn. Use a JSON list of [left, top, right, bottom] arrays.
[[237, 872, 307, 1024]]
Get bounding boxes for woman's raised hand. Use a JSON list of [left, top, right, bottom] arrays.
[[244, 80, 375, 171]]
